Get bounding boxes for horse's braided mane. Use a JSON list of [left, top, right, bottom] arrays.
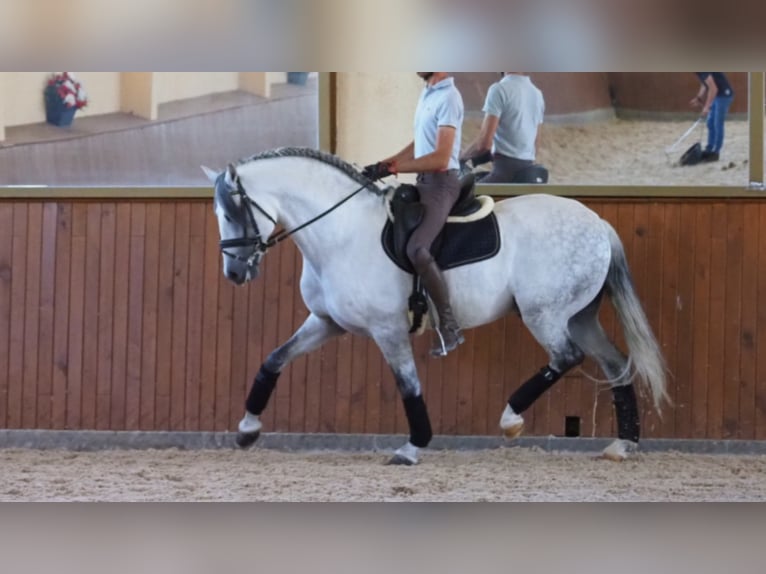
[[237, 147, 386, 196]]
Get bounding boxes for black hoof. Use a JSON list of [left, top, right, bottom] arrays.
[[236, 431, 261, 449], [386, 454, 416, 467]]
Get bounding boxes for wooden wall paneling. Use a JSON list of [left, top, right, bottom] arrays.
[[0, 205, 13, 428], [36, 202, 59, 429], [334, 328, 353, 435], [199, 206, 221, 431], [362, 337, 382, 435], [96, 203, 116, 430], [66, 204, 87, 430], [170, 203, 190, 431], [690, 205, 712, 438], [706, 205, 728, 439], [155, 204, 177, 430], [81, 204, 102, 429], [319, 336, 340, 433], [738, 204, 758, 439], [438, 344, 460, 435], [51, 204, 72, 430], [213, 274, 234, 431], [139, 204, 161, 430], [658, 203, 680, 438], [109, 203, 131, 430], [471, 320, 491, 436], [8, 204, 29, 429], [125, 203, 146, 431], [723, 204, 745, 439], [755, 205, 766, 440], [454, 328, 476, 435], [21, 203, 42, 428], [485, 315, 507, 437], [349, 332, 369, 435], [3, 197, 766, 441], [184, 203, 206, 431]]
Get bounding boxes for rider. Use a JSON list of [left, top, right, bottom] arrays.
[[363, 72, 466, 356], [460, 72, 545, 183]]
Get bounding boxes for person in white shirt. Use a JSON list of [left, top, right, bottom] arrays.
[[363, 72, 465, 356], [461, 72, 545, 183]]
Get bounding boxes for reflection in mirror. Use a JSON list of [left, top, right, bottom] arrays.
[[454, 72, 750, 187], [0, 72, 319, 187]]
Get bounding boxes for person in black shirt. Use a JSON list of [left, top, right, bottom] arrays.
[[691, 73, 734, 162]]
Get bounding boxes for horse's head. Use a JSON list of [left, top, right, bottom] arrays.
[[203, 163, 277, 285]]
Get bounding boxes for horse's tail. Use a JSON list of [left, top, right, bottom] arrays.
[[603, 222, 670, 412]]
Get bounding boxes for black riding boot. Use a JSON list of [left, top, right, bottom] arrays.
[[417, 258, 465, 356]]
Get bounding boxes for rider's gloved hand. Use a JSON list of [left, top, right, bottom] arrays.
[[362, 161, 396, 181]]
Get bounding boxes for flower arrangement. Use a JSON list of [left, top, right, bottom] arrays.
[[44, 72, 88, 127], [46, 72, 88, 110]]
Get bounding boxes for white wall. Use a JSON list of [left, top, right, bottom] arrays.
[[335, 73, 422, 167]]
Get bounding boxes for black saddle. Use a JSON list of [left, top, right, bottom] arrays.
[[382, 174, 501, 275]]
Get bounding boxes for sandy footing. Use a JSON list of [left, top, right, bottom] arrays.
[[2, 447, 765, 501]]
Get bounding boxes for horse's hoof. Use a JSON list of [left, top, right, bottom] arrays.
[[236, 431, 261, 449], [601, 439, 638, 462], [386, 454, 417, 467], [502, 422, 525, 441]]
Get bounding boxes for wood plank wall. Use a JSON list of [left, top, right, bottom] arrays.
[[1, 198, 766, 440]]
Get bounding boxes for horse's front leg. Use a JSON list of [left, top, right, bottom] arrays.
[[372, 331, 433, 466], [237, 313, 345, 448]]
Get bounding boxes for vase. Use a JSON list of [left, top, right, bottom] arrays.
[[287, 72, 310, 86], [44, 87, 77, 127]]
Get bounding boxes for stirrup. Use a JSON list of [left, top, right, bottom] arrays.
[[430, 327, 465, 357]]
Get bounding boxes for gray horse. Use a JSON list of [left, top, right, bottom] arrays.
[[203, 147, 668, 465]]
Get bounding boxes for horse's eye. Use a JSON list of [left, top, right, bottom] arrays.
[[224, 215, 233, 223]]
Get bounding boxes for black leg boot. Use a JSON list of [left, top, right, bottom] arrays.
[[417, 258, 465, 356]]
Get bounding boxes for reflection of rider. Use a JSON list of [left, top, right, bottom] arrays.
[[363, 72, 466, 356], [461, 72, 545, 183]]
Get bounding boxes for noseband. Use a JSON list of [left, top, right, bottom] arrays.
[[218, 172, 371, 270]]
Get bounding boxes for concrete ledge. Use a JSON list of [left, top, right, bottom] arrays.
[[2, 430, 766, 456]]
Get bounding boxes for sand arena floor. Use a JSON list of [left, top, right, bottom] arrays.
[[2, 447, 765, 502], [464, 118, 752, 187]]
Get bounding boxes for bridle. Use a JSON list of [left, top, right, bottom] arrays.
[[218, 172, 370, 271]]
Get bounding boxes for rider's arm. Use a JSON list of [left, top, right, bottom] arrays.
[[395, 126, 456, 173], [383, 142, 415, 166], [460, 114, 499, 162]]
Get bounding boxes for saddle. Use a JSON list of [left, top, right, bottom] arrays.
[[381, 173, 501, 333]]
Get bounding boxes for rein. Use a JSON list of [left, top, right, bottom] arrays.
[[220, 176, 371, 265]]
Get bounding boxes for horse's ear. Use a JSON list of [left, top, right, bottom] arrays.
[[226, 163, 239, 186], [201, 165, 219, 184]]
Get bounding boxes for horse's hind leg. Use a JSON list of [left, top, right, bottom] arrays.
[[237, 313, 345, 448], [568, 299, 639, 461], [372, 330, 432, 466], [500, 312, 585, 440]]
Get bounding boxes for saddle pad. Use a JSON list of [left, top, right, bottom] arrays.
[[381, 213, 501, 274]]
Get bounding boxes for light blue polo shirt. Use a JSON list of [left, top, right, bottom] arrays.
[[483, 74, 545, 161], [414, 77, 464, 171]]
